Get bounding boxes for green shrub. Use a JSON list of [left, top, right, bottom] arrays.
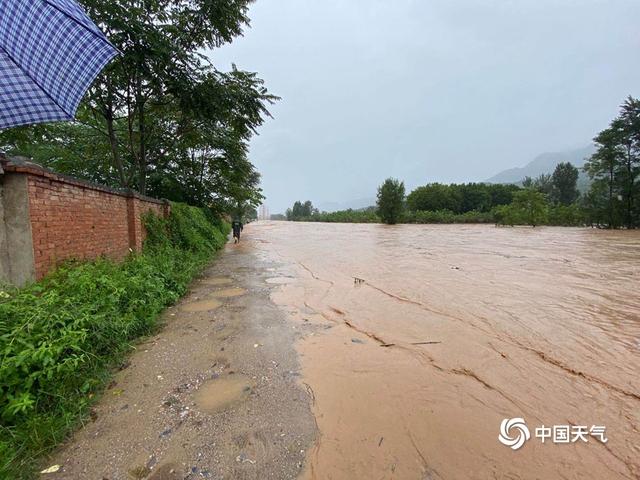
[[306, 208, 380, 223], [494, 189, 548, 226], [0, 202, 229, 479], [547, 204, 585, 226], [404, 209, 494, 224], [494, 194, 586, 227]]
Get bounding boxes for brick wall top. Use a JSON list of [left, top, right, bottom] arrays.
[[0, 154, 168, 206]]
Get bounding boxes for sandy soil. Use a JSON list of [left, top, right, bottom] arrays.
[[45, 239, 317, 480]]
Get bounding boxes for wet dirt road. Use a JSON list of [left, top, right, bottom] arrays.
[[250, 221, 640, 480], [47, 240, 316, 480]]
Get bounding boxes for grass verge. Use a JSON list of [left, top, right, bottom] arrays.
[[0, 203, 229, 479]]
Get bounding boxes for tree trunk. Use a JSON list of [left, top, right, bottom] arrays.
[[626, 145, 633, 228], [608, 163, 614, 229], [136, 75, 146, 195], [105, 108, 126, 187]]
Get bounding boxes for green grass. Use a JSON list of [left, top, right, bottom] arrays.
[[0, 203, 229, 479]]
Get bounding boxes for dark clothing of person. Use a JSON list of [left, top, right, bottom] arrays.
[[232, 221, 243, 242]]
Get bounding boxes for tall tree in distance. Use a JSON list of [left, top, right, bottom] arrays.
[[512, 188, 548, 227], [585, 96, 640, 228], [377, 178, 405, 224], [522, 174, 553, 197], [617, 97, 640, 227], [551, 162, 579, 205], [585, 126, 624, 228], [285, 200, 316, 220], [406, 183, 461, 212]]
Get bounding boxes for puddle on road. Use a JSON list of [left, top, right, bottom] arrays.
[[181, 298, 223, 313], [147, 463, 181, 480], [265, 277, 294, 285], [210, 287, 247, 298], [194, 375, 253, 414], [209, 323, 239, 341]]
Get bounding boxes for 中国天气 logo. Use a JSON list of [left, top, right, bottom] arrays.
[[498, 418, 531, 450]]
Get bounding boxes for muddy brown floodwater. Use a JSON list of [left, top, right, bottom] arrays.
[[250, 221, 640, 480]]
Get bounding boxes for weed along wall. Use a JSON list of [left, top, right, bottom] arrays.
[[0, 155, 170, 286], [0, 186, 229, 478]]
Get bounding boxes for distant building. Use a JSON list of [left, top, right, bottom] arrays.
[[258, 204, 269, 220]]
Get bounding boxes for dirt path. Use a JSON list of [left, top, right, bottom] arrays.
[[46, 234, 316, 480]]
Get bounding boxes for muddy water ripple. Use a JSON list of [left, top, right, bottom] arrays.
[[250, 221, 640, 480]]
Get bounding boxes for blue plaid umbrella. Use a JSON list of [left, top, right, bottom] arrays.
[[0, 0, 117, 130]]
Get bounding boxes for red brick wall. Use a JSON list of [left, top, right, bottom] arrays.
[[4, 162, 168, 280]]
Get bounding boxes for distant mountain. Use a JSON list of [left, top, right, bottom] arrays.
[[485, 146, 596, 185], [317, 197, 376, 213], [314, 147, 596, 213]]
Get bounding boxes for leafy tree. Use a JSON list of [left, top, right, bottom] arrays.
[[285, 200, 316, 220], [496, 189, 548, 227], [459, 183, 491, 212], [286, 202, 300, 220], [513, 188, 548, 226], [533, 173, 553, 196], [547, 204, 584, 226], [585, 126, 624, 227], [232, 200, 259, 222], [377, 178, 405, 224], [580, 182, 608, 227], [551, 162, 579, 205], [488, 183, 520, 207], [406, 183, 461, 212], [493, 204, 520, 226], [617, 98, 640, 227], [306, 208, 380, 223], [246, 207, 258, 221], [522, 174, 553, 196], [585, 96, 640, 228], [302, 201, 315, 217], [0, 0, 276, 213], [407, 183, 518, 213]]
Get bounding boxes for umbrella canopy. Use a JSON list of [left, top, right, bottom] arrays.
[[0, 0, 117, 130]]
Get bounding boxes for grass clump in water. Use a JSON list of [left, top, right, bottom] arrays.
[[0, 202, 229, 479]]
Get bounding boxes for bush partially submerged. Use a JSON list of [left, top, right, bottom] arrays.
[[0, 203, 229, 479], [404, 209, 495, 224]]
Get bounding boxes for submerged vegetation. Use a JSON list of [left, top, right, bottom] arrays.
[[0, 204, 229, 479], [284, 96, 640, 228], [376, 178, 405, 225]]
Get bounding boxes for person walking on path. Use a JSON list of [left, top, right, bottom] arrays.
[[232, 219, 243, 243]]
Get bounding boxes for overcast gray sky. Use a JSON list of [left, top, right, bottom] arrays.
[[210, 0, 640, 213]]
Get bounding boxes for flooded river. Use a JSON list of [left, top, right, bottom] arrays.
[[249, 222, 640, 480]]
